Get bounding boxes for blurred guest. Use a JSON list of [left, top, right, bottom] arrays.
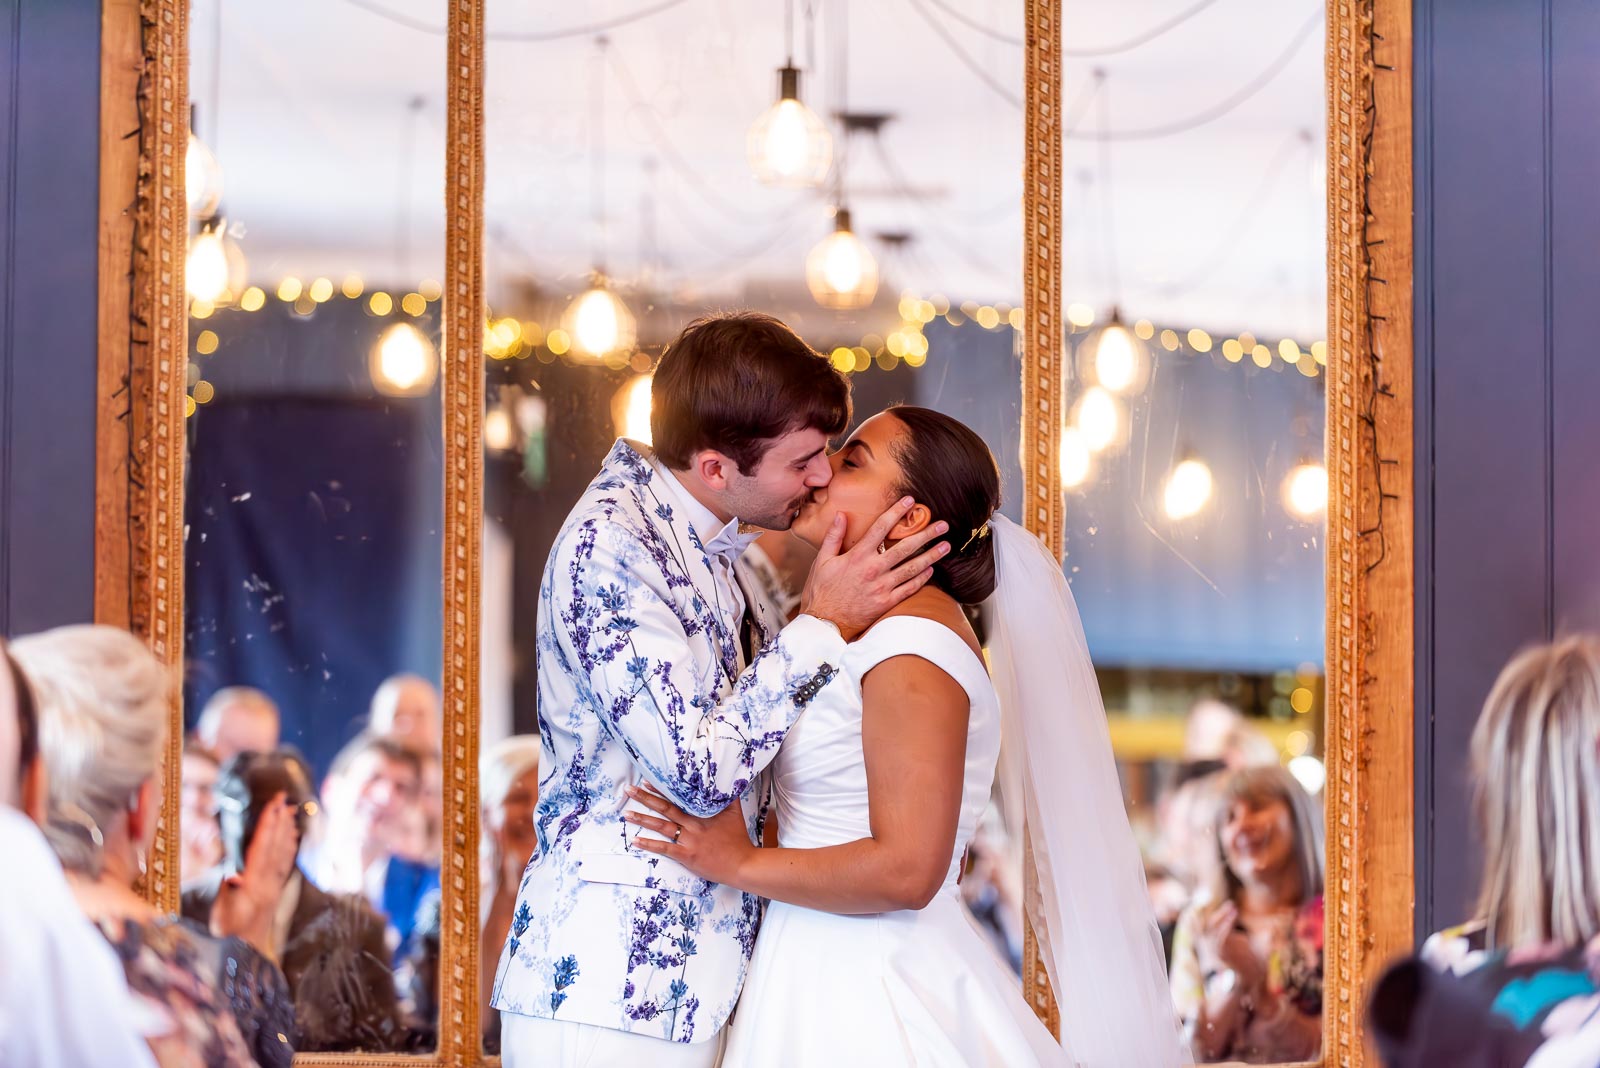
[[180, 740, 223, 883], [1183, 699, 1278, 769], [959, 804, 1025, 973], [183, 749, 404, 1052], [0, 638, 156, 1068], [1170, 764, 1324, 1063], [478, 735, 542, 1053], [1371, 637, 1600, 1067], [303, 731, 435, 958], [1151, 762, 1227, 957], [15, 625, 295, 1068], [368, 673, 441, 754], [196, 685, 281, 763]]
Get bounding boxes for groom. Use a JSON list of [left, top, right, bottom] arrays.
[[491, 312, 949, 1066]]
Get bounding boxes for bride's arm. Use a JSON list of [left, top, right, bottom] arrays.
[[625, 653, 970, 915]]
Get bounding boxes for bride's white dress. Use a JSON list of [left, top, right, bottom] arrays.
[[720, 616, 1070, 1067]]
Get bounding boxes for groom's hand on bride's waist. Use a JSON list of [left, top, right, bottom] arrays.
[[798, 496, 949, 641]]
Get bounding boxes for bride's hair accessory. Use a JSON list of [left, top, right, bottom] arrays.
[[957, 522, 992, 553]]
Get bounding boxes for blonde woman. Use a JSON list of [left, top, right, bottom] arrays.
[[1170, 764, 1325, 1063], [1381, 636, 1600, 1065], [480, 735, 542, 1053], [14, 625, 298, 1068]]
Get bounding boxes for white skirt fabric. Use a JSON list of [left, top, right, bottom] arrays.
[[719, 895, 1069, 1067]]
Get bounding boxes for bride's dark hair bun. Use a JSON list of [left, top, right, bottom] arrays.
[[887, 405, 1001, 605]]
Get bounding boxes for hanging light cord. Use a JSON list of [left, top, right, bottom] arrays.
[[334, 0, 694, 41], [1095, 72, 1123, 307], [922, 0, 1226, 59], [1069, 6, 1322, 141], [904, 0, 1022, 109]]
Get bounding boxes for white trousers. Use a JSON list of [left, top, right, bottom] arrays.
[[501, 1013, 724, 1068]]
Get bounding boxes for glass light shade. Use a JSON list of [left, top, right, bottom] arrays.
[[561, 281, 637, 362], [186, 133, 225, 220], [1086, 319, 1146, 394], [806, 210, 878, 310], [1074, 387, 1120, 453], [186, 230, 231, 304], [1164, 458, 1214, 520], [1059, 426, 1092, 488], [370, 322, 438, 396], [747, 67, 832, 188], [1284, 462, 1329, 518]]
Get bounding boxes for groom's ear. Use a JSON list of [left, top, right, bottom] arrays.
[[890, 502, 933, 541], [689, 449, 735, 491]]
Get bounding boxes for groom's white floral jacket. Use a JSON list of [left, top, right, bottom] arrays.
[[490, 440, 845, 1045]]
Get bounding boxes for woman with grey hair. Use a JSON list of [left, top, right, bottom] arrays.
[[14, 624, 298, 1068]]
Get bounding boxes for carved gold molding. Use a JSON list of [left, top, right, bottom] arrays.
[[439, 0, 487, 1062], [1020, 1, 1415, 1064], [125, 0, 190, 916]]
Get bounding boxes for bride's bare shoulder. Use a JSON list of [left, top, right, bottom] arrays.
[[874, 588, 982, 661]]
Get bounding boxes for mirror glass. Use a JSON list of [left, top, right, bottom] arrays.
[[480, 0, 1024, 1053], [180, 0, 445, 1052], [1059, 3, 1328, 1063]]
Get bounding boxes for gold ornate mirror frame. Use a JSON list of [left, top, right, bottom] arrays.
[[98, 0, 1414, 1062]]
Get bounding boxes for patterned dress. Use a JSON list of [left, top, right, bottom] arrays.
[[96, 915, 295, 1068]]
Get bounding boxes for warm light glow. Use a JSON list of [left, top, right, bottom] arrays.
[[277, 277, 303, 302], [1251, 344, 1273, 369], [546, 329, 572, 356], [1222, 338, 1244, 362], [1009, 308, 1024, 330], [1134, 320, 1155, 340], [1060, 427, 1092, 488], [1288, 755, 1327, 795], [193, 380, 215, 404], [484, 408, 515, 452], [562, 283, 637, 360], [747, 68, 832, 188], [806, 214, 878, 310], [370, 322, 437, 396], [977, 306, 1001, 330], [616, 374, 654, 443], [1284, 463, 1329, 518], [1075, 387, 1119, 452], [369, 292, 393, 316], [1312, 340, 1328, 365], [1279, 338, 1302, 364], [1286, 728, 1313, 756], [830, 346, 855, 372], [186, 231, 230, 303], [905, 331, 928, 358], [240, 286, 266, 312], [402, 292, 427, 317], [1160, 329, 1180, 352], [1066, 303, 1096, 328], [1188, 328, 1213, 352], [195, 330, 219, 355], [309, 277, 334, 303], [1163, 458, 1213, 520], [420, 279, 443, 301], [341, 274, 364, 299], [1092, 323, 1139, 392], [1290, 688, 1316, 715], [185, 133, 224, 219]]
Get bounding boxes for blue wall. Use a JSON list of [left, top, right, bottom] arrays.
[[1414, 0, 1600, 936], [0, 0, 100, 636]]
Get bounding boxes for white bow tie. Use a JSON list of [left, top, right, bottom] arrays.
[[703, 523, 763, 563]]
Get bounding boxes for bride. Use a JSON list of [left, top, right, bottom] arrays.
[[624, 406, 1187, 1067]]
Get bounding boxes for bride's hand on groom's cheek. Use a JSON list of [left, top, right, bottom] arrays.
[[623, 783, 755, 887], [799, 497, 951, 641]]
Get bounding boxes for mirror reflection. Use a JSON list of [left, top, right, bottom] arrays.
[[480, 0, 1033, 1059], [179, 0, 446, 1053], [1060, 2, 1328, 1063]]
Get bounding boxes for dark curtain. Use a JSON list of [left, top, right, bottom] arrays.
[[184, 396, 442, 778]]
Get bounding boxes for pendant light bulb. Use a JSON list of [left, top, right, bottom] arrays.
[[806, 209, 879, 310], [186, 132, 225, 220], [748, 67, 833, 188], [562, 277, 637, 361], [186, 229, 232, 303], [370, 322, 438, 396]]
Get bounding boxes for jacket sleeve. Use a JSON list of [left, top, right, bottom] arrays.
[[546, 513, 845, 817]]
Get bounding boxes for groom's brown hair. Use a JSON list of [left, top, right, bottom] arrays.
[[650, 312, 850, 474]]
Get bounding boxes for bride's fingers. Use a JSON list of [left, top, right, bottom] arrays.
[[631, 836, 674, 857], [624, 784, 686, 822], [621, 811, 680, 838]]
